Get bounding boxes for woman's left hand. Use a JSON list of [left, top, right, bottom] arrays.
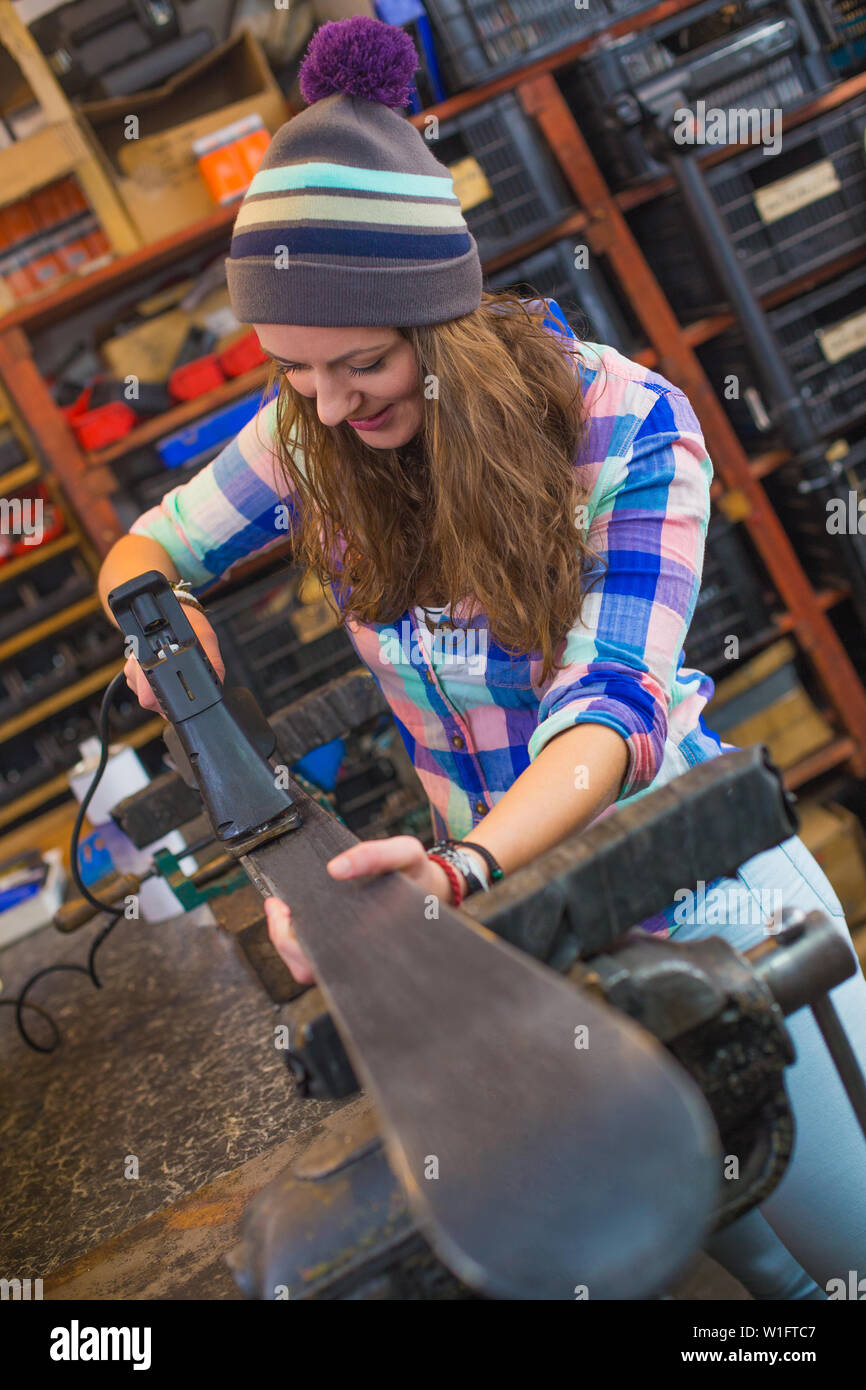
[[264, 836, 456, 984]]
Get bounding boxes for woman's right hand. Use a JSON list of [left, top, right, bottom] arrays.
[[123, 605, 226, 716]]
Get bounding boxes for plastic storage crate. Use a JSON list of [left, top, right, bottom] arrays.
[[0, 550, 93, 643], [423, 0, 653, 92], [0, 613, 119, 722], [628, 195, 726, 318], [683, 509, 775, 674], [631, 93, 866, 314], [437, 91, 575, 260], [206, 568, 359, 718], [698, 328, 784, 448], [0, 425, 27, 471], [767, 418, 866, 624], [704, 261, 866, 441], [486, 236, 636, 350], [562, 0, 832, 189], [0, 685, 151, 810]]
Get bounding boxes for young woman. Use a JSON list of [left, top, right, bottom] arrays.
[[100, 17, 866, 1299]]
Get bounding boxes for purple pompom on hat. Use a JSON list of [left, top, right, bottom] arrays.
[[224, 16, 482, 329], [299, 14, 419, 109]]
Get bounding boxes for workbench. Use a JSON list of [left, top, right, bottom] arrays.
[[0, 899, 341, 1298], [0, 891, 751, 1299]]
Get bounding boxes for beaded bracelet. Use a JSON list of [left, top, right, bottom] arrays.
[[445, 838, 504, 883]]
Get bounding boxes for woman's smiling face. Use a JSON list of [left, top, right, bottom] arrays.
[[254, 323, 425, 447]]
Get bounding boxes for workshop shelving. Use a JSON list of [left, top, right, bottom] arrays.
[[0, 0, 140, 315], [0, 379, 157, 833], [1, 0, 866, 842], [561, 0, 836, 189], [629, 90, 866, 313]]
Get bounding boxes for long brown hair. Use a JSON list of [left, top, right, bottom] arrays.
[[264, 289, 597, 685]]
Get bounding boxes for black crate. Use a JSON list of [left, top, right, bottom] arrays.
[[0, 425, 27, 472], [698, 329, 784, 448], [486, 236, 637, 350], [424, 0, 651, 92], [0, 685, 151, 809], [0, 613, 120, 720], [683, 509, 775, 673], [0, 550, 93, 643], [702, 261, 866, 443], [629, 194, 727, 318], [563, 0, 830, 189], [767, 418, 866, 621], [206, 568, 358, 718], [704, 94, 866, 297], [436, 91, 575, 260], [629, 95, 866, 315]]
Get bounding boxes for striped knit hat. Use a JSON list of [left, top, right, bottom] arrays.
[[225, 16, 483, 328]]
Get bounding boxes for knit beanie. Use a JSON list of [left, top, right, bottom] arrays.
[[225, 16, 483, 328]]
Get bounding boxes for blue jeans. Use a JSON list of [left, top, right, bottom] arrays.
[[665, 833, 866, 1299]]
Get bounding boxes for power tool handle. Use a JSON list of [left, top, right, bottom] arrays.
[[107, 570, 222, 722]]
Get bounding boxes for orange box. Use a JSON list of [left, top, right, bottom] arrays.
[[194, 114, 271, 204]]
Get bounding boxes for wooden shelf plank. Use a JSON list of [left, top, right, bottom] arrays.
[[0, 769, 75, 831], [480, 208, 588, 275], [0, 328, 124, 553], [784, 737, 857, 790], [0, 121, 81, 207], [750, 448, 792, 481], [635, 244, 866, 369], [774, 587, 849, 633], [125, 716, 166, 749], [710, 448, 791, 501], [0, 530, 78, 585]]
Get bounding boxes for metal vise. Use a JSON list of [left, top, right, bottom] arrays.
[[230, 747, 866, 1298]]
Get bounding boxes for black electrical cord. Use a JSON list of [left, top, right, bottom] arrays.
[[5, 671, 132, 1053]]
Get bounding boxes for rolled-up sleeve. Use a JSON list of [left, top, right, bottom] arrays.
[[527, 386, 713, 799], [128, 394, 302, 592]]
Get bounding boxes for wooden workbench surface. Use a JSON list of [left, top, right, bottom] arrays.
[[0, 900, 341, 1295]]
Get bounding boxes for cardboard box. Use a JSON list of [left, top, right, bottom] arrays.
[[100, 284, 240, 382], [79, 29, 289, 244], [797, 800, 866, 930]]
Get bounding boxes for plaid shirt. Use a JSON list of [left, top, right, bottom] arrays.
[[130, 300, 721, 880]]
